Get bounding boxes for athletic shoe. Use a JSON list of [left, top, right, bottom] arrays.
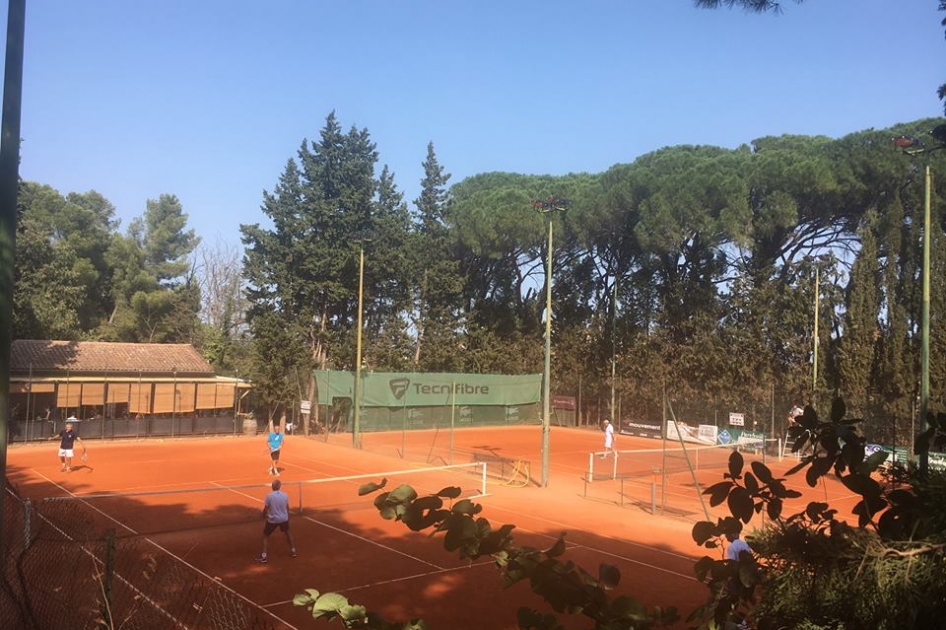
[[290, 550, 298, 558], [255, 556, 268, 564]]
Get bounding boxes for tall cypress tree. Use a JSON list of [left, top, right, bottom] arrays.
[[241, 113, 388, 420], [411, 142, 463, 369], [839, 213, 881, 419]]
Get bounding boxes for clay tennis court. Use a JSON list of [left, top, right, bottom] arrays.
[[6, 425, 861, 629]]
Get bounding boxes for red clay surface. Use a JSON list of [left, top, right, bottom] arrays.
[[7, 425, 862, 630]]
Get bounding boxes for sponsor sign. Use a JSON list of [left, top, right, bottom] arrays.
[[698, 424, 719, 444], [737, 430, 765, 451], [729, 412, 745, 427], [667, 421, 716, 445], [314, 370, 542, 407], [619, 419, 661, 438], [551, 395, 576, 410], [299, 400, 311, 414], [718, 429, 733, 445]]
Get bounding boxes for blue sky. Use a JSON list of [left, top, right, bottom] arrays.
[[5, 1, 944, 251]]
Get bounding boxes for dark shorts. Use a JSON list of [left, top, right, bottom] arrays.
[[270, 449, 281, 462], [263, 520, 289, 535]]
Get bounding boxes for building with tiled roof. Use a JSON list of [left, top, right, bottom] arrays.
[[9, 340, 252, 441]]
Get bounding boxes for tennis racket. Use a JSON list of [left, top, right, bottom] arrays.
[[81, 448, 88, 464]]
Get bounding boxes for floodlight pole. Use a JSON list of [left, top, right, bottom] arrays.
[[353, 242, 365, 449], [531, 197, 569, 488], [892, 133, 940, 473], [610, 279, 617, 420], [812, 266, 819, 396], [921, 165, 931, 471]]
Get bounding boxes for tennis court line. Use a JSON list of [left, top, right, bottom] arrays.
[[206, 479, 449, 571], [13, 479, 192, 629], [262, 559, 497, 609], [300, 512, 447, 570], [478, 499, 700, 579], [33, 469, 302, 630]]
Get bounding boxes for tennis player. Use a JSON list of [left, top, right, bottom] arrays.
[[267, 420, 284, 476], [256, 479, 297, 563], [726, 526, 753, 561], [50, 421, 85, 472], [602, 418, 615, 458]]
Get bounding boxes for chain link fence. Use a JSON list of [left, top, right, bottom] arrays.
[[1, 483, 279, 630]]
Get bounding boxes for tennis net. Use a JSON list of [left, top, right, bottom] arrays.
[[39, 460, 489, 535], [587, 440, 779, 482]]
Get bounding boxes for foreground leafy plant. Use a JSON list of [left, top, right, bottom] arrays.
[[690, 398, 946, 630], [294, 481, 679, 630]]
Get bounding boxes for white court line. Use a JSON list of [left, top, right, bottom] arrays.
[[300, 512, 446, 570], [283, 455, 697, 575], [208, 480, 446, 571], [31, 469, 301, 630], [482, 500, 698, 564], [263, 559, 496, 608], [253, 452, 695, 582]]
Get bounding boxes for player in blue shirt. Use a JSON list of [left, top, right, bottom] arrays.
[[267, 419, 284, 476]]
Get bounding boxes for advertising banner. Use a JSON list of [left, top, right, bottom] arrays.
[[667, 421, 717, 445], [619, 419, 662, 438], [314, 370, 541, 408]]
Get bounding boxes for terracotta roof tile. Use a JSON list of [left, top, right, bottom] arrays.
[[11, 340, 214, 375]]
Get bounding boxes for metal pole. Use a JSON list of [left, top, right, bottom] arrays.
[[353, 244, 365, 449], [541, 215, 553, 487], [812, 266, 820, 396], [920, 166, 931, 473], [0, 0, 26, 550], [610, 279, 617, 420]]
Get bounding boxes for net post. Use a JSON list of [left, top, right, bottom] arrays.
[[480, 461, 487, 497], [588, 452, 594, 482], [651, 469, 659, 515], [778, 438, 783, 462], [612, 450, 618, 480]]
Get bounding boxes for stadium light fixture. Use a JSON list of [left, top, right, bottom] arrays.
[[530, 196, 569, 487], [891, 127, 944, 472]]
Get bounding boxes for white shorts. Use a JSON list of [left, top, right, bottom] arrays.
[[59, 448, 74, 458]]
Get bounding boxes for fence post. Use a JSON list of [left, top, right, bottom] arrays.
[[23, 497, 31, 549], [652, 468, 661, 515]]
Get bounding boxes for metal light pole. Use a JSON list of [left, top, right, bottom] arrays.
[[892, 130, 942, 472], [812, 266, 819, 396], [531, 196, 569, 487], [352, 242, 366, 449], [610, 279, 617, 420], [921, 165, 931, 467]]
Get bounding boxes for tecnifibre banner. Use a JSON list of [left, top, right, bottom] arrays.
[[314, 370, 542, 407]]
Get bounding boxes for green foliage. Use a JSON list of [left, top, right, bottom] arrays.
[[691, 398, 946, 629]]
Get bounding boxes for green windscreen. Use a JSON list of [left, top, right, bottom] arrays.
[[314, 370, 542, 407]]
